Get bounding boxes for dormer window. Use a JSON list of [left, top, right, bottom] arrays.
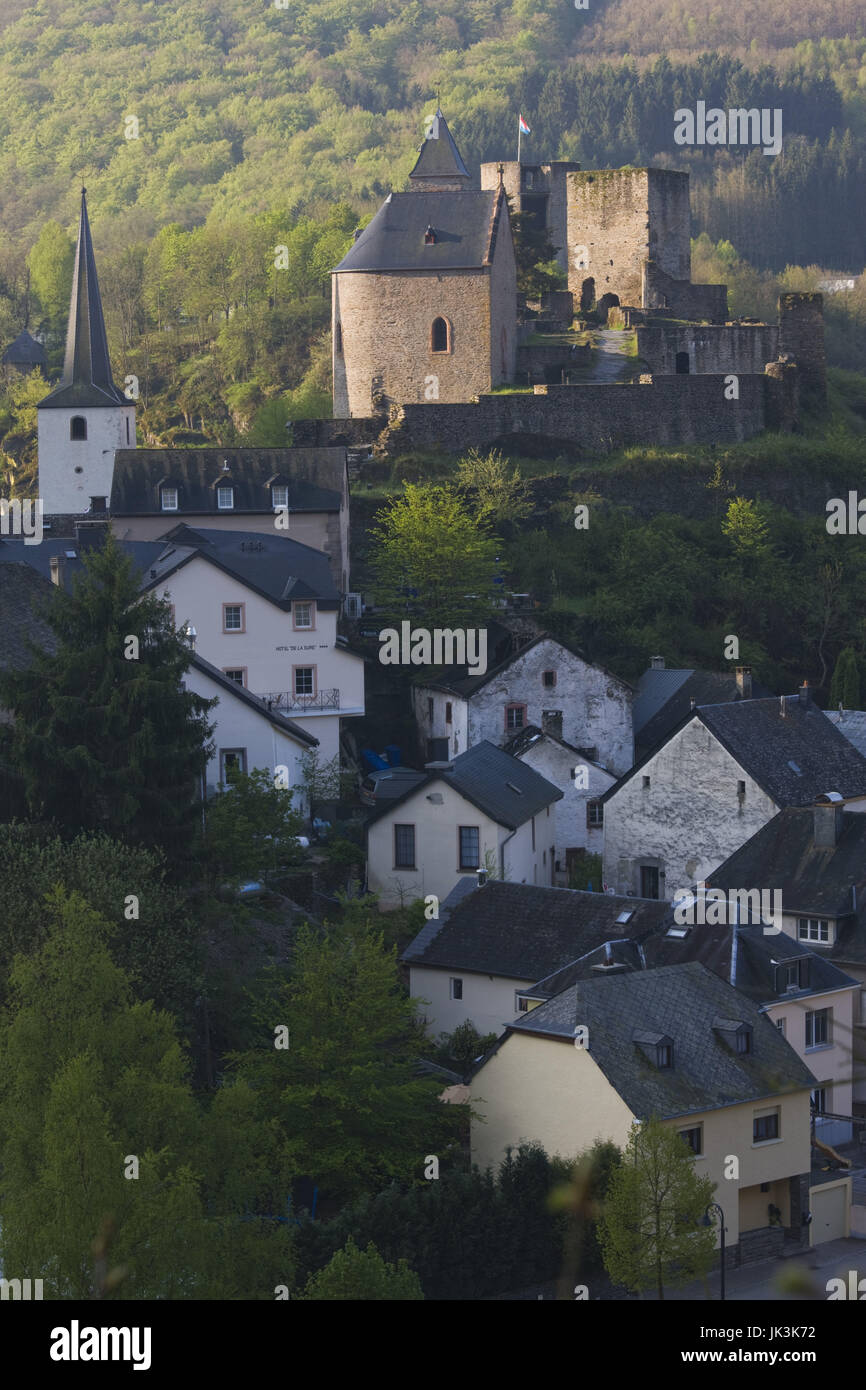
[[634, 1030, 673, 1069], [70, 416, 87, 440], [217, 485, 234, 510], [424, 224, 437, 245], [713, 1017, 753, 1053], [776, 957, 809, 992], [161, 486, 178, 511], [272, 484, 289, 510]]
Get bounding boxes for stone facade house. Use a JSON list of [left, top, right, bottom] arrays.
[[365, 740, 561, 909], [502, 724, 615, 881], [602, 689, 866, 903], [469, 961, 846, 1263], [413, 634, 633, 778]]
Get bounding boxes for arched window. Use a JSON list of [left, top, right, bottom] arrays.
[[431, 317, 450, 353], [70, 416, 87, 440]]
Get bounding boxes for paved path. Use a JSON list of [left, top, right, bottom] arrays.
[[587, 328, 632, 383]]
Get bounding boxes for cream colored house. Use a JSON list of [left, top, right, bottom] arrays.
[[366, 741, 561, 909], [140, 525, 365, 763], [470, 960, 825, 1264]]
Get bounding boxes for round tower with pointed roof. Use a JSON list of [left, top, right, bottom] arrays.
[[37, 190, 136, 516]]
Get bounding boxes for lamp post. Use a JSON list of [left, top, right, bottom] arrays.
[[702, 1202, 726, 1300]]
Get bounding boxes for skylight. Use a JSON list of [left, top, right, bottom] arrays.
[[788, 760, 802, 774], [615, 910, 634, 924]]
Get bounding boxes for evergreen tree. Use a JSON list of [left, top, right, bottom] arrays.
[[829, 645, 861, 710], [599, 1117, 716, 1299], [298, 1237, 423, 1300], [0, 531, 215, 863], [507, 197, 567, 299]]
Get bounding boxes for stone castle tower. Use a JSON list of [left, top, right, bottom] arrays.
[[332, 110, 518, 418], [37, 189, 136, 515]]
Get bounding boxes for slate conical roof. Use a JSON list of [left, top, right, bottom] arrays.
[[38, 189, 128, 410], [408, 108, 471, 185]]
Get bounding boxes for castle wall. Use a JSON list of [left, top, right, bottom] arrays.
[[566, 169, 690, 309], [480, 162, 581, 273], [489, 204, 518, 387], [642, 262, 728, 321], [333, 268, 495, 417], [779, 293, 827, 405], [636, 323, 779, 376]]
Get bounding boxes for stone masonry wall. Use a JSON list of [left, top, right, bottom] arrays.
[[779, 293, 827, 405], [333, 268, 495, 417], [642, 261, 728, 321], [637, 322, 780, 376], [566, 169, 691, 308]]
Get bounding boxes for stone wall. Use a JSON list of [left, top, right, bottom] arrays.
[[779, 293, 827, 405], [637, 322, 779, 376], [378, 372, 789, 457], [516, 341, 591, 384], [642, 261, 728, 322], [566, 169, 691, 309], [480, 161, 581, 273], [736, 1225, 786, 1265]]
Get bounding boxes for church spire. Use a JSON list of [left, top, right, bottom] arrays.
[[39, 188, 127, 408], [408, 108, 471, 191]]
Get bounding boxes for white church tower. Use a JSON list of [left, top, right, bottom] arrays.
[[37, 188, 136, 515]]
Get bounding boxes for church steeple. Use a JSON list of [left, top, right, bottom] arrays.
[[408, 108, 471, 191], [39, 188, 127, 409]]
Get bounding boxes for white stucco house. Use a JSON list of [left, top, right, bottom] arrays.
[[365, 740, 562, 909], [601, 689, 866, 902], [139, 524, 365, 764], [413, 634, 633, 777]]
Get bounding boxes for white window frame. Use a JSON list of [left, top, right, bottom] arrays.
[[161, 486, 178, 511], [217, 485, 234, 510]]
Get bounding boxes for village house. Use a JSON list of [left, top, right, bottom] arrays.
[[469, 961, 850, 1262], [365, 740, 561, 909], [138, 524, 365, 764], [413, 634, 633, 775], [502, 724, 615, 881], [706, 796, 866, 1112], [601, 688, 866, 902], [402, 878, 669, 1037], [632, 658, 769, 761]]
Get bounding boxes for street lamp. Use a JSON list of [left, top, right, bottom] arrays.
[[701, 1201, 726, 1300]]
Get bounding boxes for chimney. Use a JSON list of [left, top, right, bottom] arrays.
[[799, 680, 811, 707], [735, 666, 752, 698], [814, 792, 844, 848], [650, 655, 665, 670], [49, 554, 66, 589], [541, 710, 563, 739]]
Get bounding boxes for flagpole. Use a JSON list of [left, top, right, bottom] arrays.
[[518, 115, 521, 165]]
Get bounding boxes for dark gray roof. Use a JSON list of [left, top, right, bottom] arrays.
[[0, 563, 58, 669], [370, 739, 561, 832], [827, 709, 866, 760], [502, 961, 817, 1121], [643, 919, 858, 1006], [189, 653, 318, 747], [407, 108, 471, 183], [110, 448, 344, 517], [138, 525, 341, 609], [333, 189, 504, 273], [604, 694, 866, 807], [634, 668, 772, 757], [38, 190, 127, 410], [2, 330, 46, 367], [403, 879, 669, 979], [502, 722, 609, 770]]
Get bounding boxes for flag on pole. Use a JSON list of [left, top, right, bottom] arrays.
[[518, 114, 531, 134]]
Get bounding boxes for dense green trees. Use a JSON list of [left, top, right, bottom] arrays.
[[0, 532, 214, 864]]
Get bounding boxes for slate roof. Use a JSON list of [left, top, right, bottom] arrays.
[[407, 108, 471, 183], [110, 448, 344, 517], [827, 709, 866, 761], [633, 667, 772, 757], [333, 189, 505, 273], [2, 330, 46, 367], [369, 739, 561, 832], [499, 961, 817, 1121], [643, 920, 858, 1006], [189, 654, 318, 747], [603, 694, 866, 806], [138, 525, 342, 609], [502, 722, 611, 771], [38, 190, 128, 410], [0, 563, 58, 669], [403, 879, 669, 980]]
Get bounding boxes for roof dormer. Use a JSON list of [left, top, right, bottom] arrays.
[[634, 1030, 674, 1069]]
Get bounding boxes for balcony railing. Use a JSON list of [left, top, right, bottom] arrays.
[[261, 689, 341, 712]]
